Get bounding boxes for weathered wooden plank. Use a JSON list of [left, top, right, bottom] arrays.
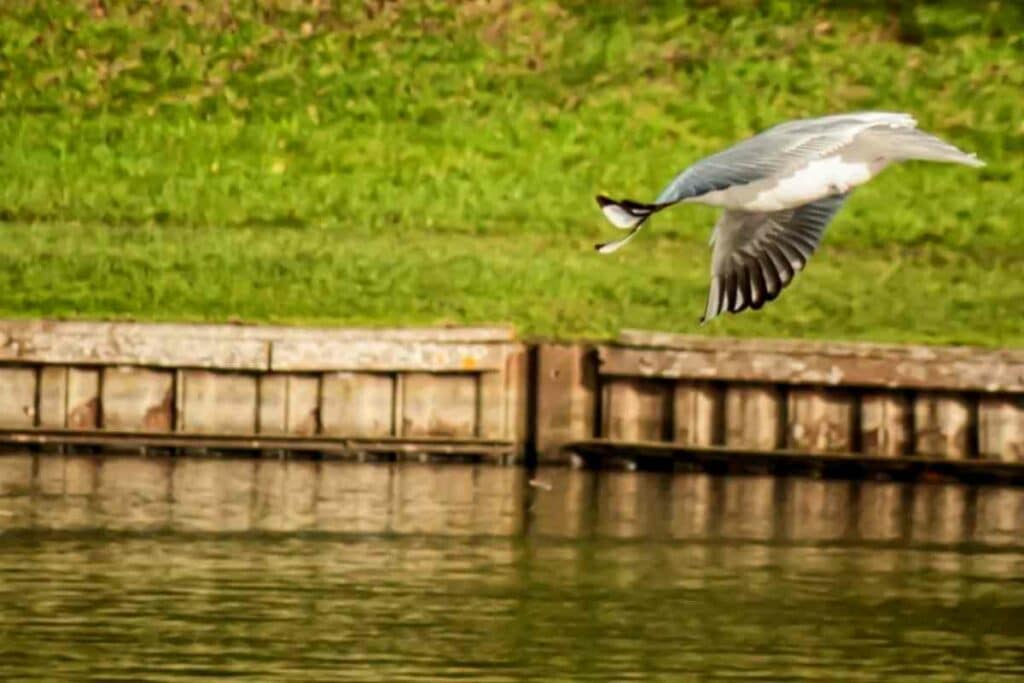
[[601, 377, 672, 442], [479, 344, 527, 444], [787, 387, 854, 452], [287, 375, 320, 436], [400, 373, 477, 437], [477, 347, 514, 441], [0, 367, 37, 427], [0, 320, 513, 344], [603, 333, 1024, 392], [256, 374, 320, 435], [178, 370, 258, 434], [618, 328, 1024, 366], [271, 340, 506, 372], [504, 345, 529, 445], [860, 392, 911, 457], [65, 368, 100, 429], [724, 385, 781, 450], [257, 375, 288, 435], [533, 344, 598, 462], [0, 320, 514, 370], [101, 367, 174, 432], [320, 372, 394, 437], [38, 366, 67, 428], [672, 381, 721, 446], [914, 393, 972, 459], [978, 396, 1024, 462], [477, 369, 505, 440], [0, 429, 516, 460], [0, 326, 268, 370]]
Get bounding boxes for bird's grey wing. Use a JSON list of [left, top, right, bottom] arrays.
[[846, 126, 984, 167], [701, 193, 849, 323], [653, 132, 845, 204], [655, 112, 915, 204]]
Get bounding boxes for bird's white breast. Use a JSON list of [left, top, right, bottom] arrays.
[[692, 156, 886, 212]]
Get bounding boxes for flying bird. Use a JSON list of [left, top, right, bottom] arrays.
[[594, 112, 984, 323]]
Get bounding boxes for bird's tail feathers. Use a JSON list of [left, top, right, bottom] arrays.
[[595, 195, 664, 230], [594, 195, 672, 254]]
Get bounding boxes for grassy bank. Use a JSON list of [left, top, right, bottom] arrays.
[[1, 1, 1022, 344]]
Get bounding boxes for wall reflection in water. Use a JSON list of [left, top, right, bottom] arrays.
[[0, 453, 1022, 547]]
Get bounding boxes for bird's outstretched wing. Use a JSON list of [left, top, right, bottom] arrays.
[[701, 193, 849, 323], [655, 112, 915, 204]]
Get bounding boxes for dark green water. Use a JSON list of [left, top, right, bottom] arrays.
[[1, 454, 1022, 681]]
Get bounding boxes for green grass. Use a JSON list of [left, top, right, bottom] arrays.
[[1, 1, 1022, 345]]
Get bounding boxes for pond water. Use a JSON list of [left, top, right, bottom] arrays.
[[0, 453, 1022, 681]]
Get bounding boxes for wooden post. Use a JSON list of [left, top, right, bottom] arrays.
[[786, 387, 854, 452], [0, 367, 37, 428], [177, 370, 258, 434], [914, 393, 972, 459], [38, 366, 68, 428], [320, 372, 395, 437], [285, 375, 320, 436], [672, 381, 721, 446], [601, 377, 672, 442], [502, 345, 530, 460], [534, 344, 597, 463], [257, 374, 319, 435], [860, 392, 911, 456], [257, 375, 288, 435], [25, 366, 94, 431], [67, 368, 100, 429], [400, 373, 477, 437], [724, 384, 782, 450], [978, 396, 1024, 462], [101, 367, 174, 432]]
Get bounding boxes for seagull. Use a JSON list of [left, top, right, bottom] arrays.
[[594, 112, 984, 324]]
